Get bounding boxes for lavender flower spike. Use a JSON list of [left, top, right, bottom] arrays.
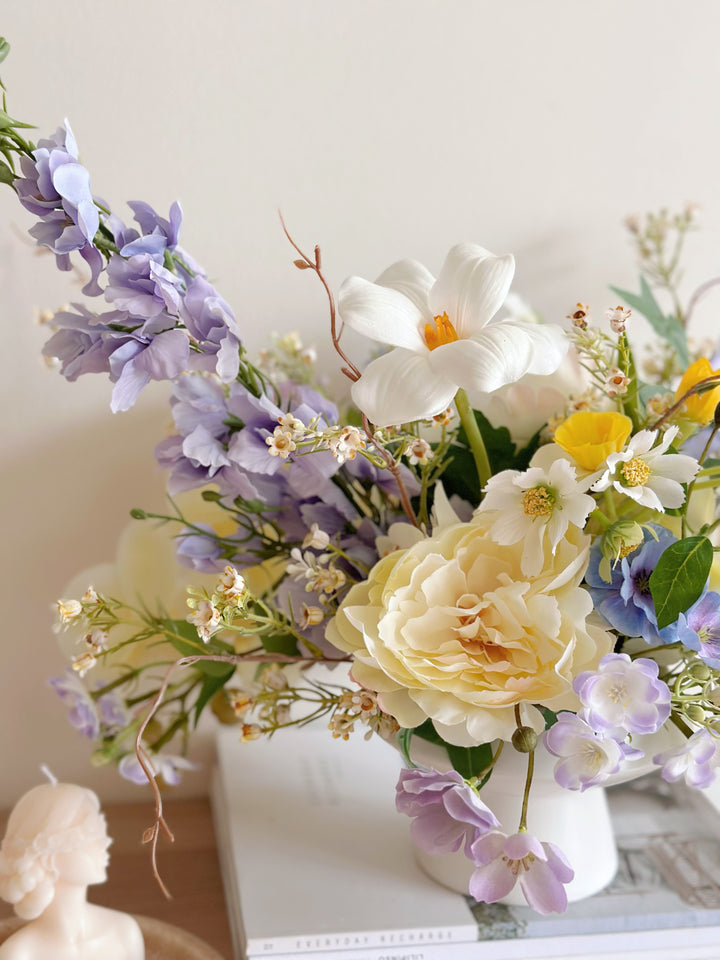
[[574, 653, 671, 740], [395, 767, 499, 857], [654, 728, 720, 789], [544, 712, 623, 791], [470, 831, 574, 914]]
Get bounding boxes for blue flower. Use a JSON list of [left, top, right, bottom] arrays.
[[585, 525, 679, 644], [676, 591, 720, 666]]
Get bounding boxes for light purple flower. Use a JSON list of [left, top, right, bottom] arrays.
[[183, 276, 242, 382], [108, 328, 190, 412], [104, 251, 185, 332], [574, 653, 671, 740], [676, 592, 720, 667], [544, 712, 623, 791], [469, 831, 573, 914], [48, 671, 99, 738], [654, 728, 720, 789], [14, 123, 98, 251], [118, 751, 198, 786], [175, 524, 225, 572], [395, 767, 499, 856]]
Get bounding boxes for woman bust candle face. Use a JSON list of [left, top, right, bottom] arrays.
[[0, 782, 144, 960]]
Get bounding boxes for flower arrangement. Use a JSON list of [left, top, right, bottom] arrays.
[[2, 38, 720, 914]]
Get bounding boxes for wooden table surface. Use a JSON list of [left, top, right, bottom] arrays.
[[0, 798, 234, 960]]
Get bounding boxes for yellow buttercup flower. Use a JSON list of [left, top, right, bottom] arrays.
[[553, 411, 633, 472], [674, 357, 720, 425]]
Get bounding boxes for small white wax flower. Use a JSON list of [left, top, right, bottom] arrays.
[[605, 368, 631, 398], [327, 425, 367, 464], [605, 305, 631, 334], [302, 523, 330, 551], [83, 629, 109, 654], [567, 303, 590, 329], [299, 603, 324, 628], [56, 599, 82, 622], [592, 425, 700, 510], [277, 413, 305, 438], [406, 438, 434, 465], [81, 586, 99, 605], [265, 426, 296, 458], [216, 565, 247, 604], [187, 599, 221, 642], [71, 652, 97, 677]]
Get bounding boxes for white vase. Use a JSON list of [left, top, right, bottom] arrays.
[[405, 726, 682, 906]]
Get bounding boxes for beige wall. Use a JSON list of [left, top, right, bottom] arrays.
[[1, 0, 719, 806]]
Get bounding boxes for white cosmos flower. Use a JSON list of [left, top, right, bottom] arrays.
[[479, 458, 596, 577], [338, 244, 569, 427], [592, 425, 700, 510]]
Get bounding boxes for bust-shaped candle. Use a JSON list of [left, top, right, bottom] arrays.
[[0, 782, 144, 959]]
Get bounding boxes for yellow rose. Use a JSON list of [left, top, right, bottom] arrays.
[[675, 357, 720, 425], [327, 512, 613, 745], [553, 411, 633, 472]]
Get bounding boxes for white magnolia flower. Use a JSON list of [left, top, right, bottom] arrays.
[[338, 244, 568, 426], [592, 425, 700, 510], [479, 458, 595, 577]]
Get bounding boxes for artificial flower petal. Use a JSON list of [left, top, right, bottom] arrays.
[[350, 348, 458, 426], [338, 276, 428, 351]]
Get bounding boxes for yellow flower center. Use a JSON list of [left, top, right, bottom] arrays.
[[521, 486, 555, 517], [620, 457, 651, 487], [424, 312, 459, 351]]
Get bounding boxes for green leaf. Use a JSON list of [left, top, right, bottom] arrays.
[[261, 632, 300, 657], [649, 536, 713, 629], [444, 410, 521, 503], [162, 619, 236, 676], [535, 705, 559, 730], [610, 277, 689, 367], [446, 742, 493, 780], [193, 667, 235, 727], [0, 158, 14, 185], [396, 727, 415, 765], [0, 39, 9, 65], [411, 718, 447, 747]]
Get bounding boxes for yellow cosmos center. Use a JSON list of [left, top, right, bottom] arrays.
[[521, 486, 555, 517], [424, 312, 459, 351], [620, 457, 651, 487]]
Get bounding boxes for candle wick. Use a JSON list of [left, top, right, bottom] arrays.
[[40, 764, 58, 786]]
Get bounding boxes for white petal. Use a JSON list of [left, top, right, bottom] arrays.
[[375, 258, 435, 320], [429, 244, 515, 337], [646, 476, 686, 509], [429, 321, 566, 395], [351, 348, 457, 426], [648, 453, 699, 484], [338, 276, 427, 351]]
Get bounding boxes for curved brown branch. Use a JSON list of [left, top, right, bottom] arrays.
[[278, 211, 362, 383], [361, 414, 420, 529], [650, 375, 720, 430], [136, 650, 353, 896]]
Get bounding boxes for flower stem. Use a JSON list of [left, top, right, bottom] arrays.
[[454, 389, 491, 490], [518, 748, 535, 833]]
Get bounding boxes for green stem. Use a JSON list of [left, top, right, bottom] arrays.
[[518, 748, 535, 833], [454, 388, 491, 490]]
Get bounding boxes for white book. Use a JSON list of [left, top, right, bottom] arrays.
[[212, 724, 720, 960]]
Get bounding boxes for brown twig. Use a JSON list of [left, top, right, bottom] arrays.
[[136, 650, 352, 897], [278, 213, 420, 528], [361, 414, 420, 529], [650, 375, 720, 430], [278, 211, 362, 383]]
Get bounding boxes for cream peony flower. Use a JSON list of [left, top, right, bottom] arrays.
[[327, 513, 613, 745]]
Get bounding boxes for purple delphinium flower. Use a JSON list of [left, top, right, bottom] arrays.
[[175, 524, 225, 572], [48, 671, 100, 738], [544, 712, 623, 791], [183, 276, 242, 382], [118, 752, 198, 786], [654, 728, 720, 789], [108, 328, 190, 412], [585, 525, 679, 645], [675, 591, 720, 667], [469, 831, 574, 914], [104, 250, 185, 331], [574, 653, 671, 740], [395, 767, 499, 856]]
